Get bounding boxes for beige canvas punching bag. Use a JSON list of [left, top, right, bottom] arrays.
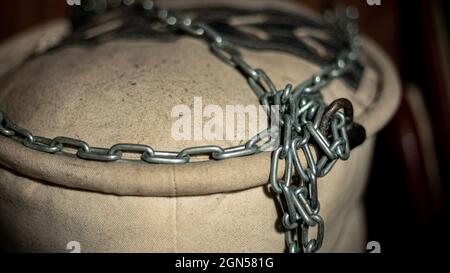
[[0, 0, 400, 253]]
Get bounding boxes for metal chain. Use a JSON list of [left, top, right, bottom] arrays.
[[0, 0, 363, 253]]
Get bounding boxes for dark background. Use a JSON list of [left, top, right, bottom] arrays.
[[0, 0, 448, 252]]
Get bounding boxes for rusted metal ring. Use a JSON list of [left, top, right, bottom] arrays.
[[319, 98, 354, 134]]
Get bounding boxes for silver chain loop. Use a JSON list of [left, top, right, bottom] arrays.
[[0, 0, 363, 253]]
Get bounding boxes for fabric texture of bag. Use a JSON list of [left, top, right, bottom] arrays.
[[0, 0, 400, 252]]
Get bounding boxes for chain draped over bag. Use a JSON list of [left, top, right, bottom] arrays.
[[0, 0, 366, 253]]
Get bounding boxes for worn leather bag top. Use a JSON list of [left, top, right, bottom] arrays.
[[0, 0, 400, 252]]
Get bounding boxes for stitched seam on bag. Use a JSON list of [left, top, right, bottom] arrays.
[[352, 53, 386, 120], [348, 63, 380, 120]]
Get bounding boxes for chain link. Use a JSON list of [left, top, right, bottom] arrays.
[[0, 0, 363, 253]]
